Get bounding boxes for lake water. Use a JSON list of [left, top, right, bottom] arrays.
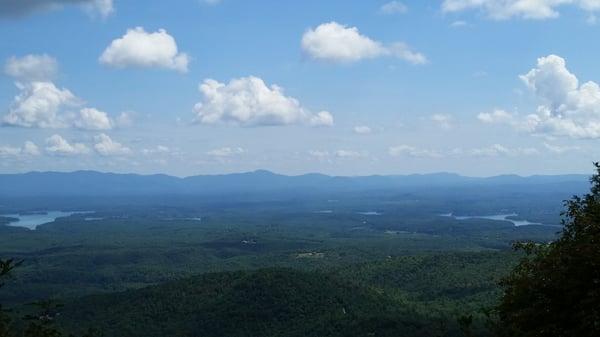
[[357, 211, 382, 216], [440, 212, 555, 227], [1, 211, 90, 230]]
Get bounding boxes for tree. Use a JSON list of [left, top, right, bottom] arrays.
[[0, 259, 99, 337], [496, 163, 600, 337], [1, 259, 22, 337]]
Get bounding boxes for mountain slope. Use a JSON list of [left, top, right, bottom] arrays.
[[60, 268, 436, 337]]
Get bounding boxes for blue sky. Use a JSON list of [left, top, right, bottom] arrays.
[[1, 0, 599, 176]]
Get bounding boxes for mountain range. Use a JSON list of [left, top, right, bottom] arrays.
[[0, 170, 590, 197]]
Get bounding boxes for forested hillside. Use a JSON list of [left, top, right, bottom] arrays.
[[58, 253, 516, 337]]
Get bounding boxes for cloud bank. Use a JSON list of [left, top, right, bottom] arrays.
[[442, 0, 600, 20]]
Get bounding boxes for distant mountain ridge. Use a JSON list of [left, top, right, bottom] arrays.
[[0, 170, 590, 197]]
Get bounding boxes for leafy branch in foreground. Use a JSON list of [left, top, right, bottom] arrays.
[[0, 259, 99, 337], [1, 259, 23, 337], [496, 162, 600, 337]]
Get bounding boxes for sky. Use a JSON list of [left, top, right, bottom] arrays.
[[1, 0, 600, 177]]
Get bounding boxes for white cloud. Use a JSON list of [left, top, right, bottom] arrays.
[[3, 57, 118, 130], [22, 141, 40, 156], [301, 22, 426, 64], [380, 1, 408, 14], [75, 108, 113, 130], [93, 133, 131, 156], [3, 81, 80, 128], [543, 142, 581, 153], [0, 141, 39, 158], [4, 54, 58, 81], [206, 147, 245, 157], [477, 109, 515, 124], [307, 150, 366, 160], [45, 134, 89, 156], [308, 150, 331, 159], [0, 145, 21, 157], [389, 143, 542, 158], [441, 0, 600, 20], [519, 54, 578, 106], [309, 111, 334, 127], [353, 125, 372, 134], [450, 20, 470, 27], [335, 150, 364, 158], [193, 76, 334, 127], [389, 145, 442, 158], [82, 0, 114, 18], [142, 145, 170, 155], [2, 82, 115, 130], [431, 113, 454, 129], [469, 144, 539, 157], [0, 0, 113, 19], [100, 27, 189, 73], [480, 55, 600, 139], [115, 111, 134, 128]]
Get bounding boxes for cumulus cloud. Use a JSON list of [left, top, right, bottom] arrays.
[[335, 150, 365, 158], [301, 22, 426, 64], [3, 81, 80, 128], [206, 147, 245, 157], [430, 114, 454, 129], [0, 141, 39, 157], [479, 55, 600, 139], [100, 27, 189, 73], [450, 20, 470, 27], [0, 0, 113, 19], [380, 1, 408, 14], [82, 0, 113, 18], [0, 145, 21, 157], [2, 82, 117, 130], [441, 0, 600, 20], [93, 133, 131, 156], [389, 145, 442, 158], [477, 109, 515, 124], [469, 144, 539, 157], [192, 76, 334, 127], [75, 108, 113, 130], [353, 125, 372, 134], [2, 55, 119, 130], [309, 111, 334, 127], [543, 142, 581, 153], [307, 150, 366, 160], [308, 150, 331, 159], [115, 111, 135, 128], [389, 143, 542, 158], [45, 134, 89, 156], [142, 145, 170, 155], [4, 54, 58, 81], [22, 141, 40, 156]]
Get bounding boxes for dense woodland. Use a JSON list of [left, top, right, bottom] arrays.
[[0, 168, 597, 336]]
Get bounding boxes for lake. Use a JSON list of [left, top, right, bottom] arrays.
[[357, 211, 382, 216], [1, 211, 90, 230], [440, 213, 556, 227]]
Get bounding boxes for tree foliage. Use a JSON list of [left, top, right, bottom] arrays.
[[497, 163, 600, 337]]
